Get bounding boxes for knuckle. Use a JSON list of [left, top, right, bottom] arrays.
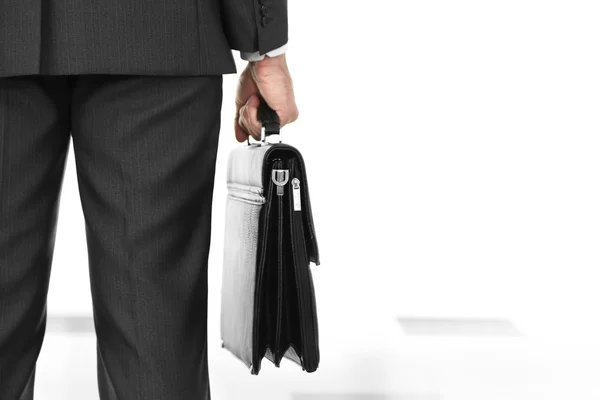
[[291, 107, 299, 122], [282, 105, 299, 124]]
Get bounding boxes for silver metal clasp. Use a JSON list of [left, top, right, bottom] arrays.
[[247, 126, 282, 147], [271, 169, 289, 196]]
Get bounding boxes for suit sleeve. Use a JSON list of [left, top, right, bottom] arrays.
[[240, 43, 287, 61], [220, 0, 288, 55]]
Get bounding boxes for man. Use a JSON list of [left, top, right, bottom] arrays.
[[0, 0, 298, 398]]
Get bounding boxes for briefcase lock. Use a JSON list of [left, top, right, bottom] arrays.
[[272, 169, 289, 196]]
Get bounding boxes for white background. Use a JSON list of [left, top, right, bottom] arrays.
[[43, 0, 600, 398]]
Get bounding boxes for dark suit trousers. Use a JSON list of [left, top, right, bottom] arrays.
[[0, 74, 223, 399]]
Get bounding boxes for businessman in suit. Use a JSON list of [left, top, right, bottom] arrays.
[[0, 0, 298, 398]]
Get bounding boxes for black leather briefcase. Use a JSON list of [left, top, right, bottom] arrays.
[[220, 102, 321, 375]]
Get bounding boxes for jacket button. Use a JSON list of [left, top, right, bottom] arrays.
[[261, 16, 268, 27], [260, 5, 268, 15]]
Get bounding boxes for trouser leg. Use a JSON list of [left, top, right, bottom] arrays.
[[0, 76, 72, 399], [69, 74, 223, 400]]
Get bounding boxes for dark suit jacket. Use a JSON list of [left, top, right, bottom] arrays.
[[0, 0, 287, 78]]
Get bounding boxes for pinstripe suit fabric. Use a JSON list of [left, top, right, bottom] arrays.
[[0, 74, 223, 399], [0, 0, 288, 77]]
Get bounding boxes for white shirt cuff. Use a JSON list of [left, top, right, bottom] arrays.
[[240, 43, 288, 61]]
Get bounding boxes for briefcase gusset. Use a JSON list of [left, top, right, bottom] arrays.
[[220, 142, 320, 375]]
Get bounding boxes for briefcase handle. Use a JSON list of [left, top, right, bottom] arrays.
[[249, 98, 281, 146]]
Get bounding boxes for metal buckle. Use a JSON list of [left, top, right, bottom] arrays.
[[271, 169, 289, 186], [247, 126, 282, 146], [271, 168, 289, 196]]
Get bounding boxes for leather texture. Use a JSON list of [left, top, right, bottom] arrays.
[[220, 188, 264, 368], [221, 142, 320, 375], [220, 144, 269, 368]]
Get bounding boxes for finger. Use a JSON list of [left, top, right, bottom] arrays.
[[235, 66, 259, 109], [234, 67, 260, 142], [234, 118, 249, 143], [238, 95, 262, 140], [255, 85, 299, 128], [279, 101, 299, 128]]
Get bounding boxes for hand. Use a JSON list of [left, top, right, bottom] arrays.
[[235, 54, 299, 142]]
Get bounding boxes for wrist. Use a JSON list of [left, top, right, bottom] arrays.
[[251, 52, 285, 65]]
